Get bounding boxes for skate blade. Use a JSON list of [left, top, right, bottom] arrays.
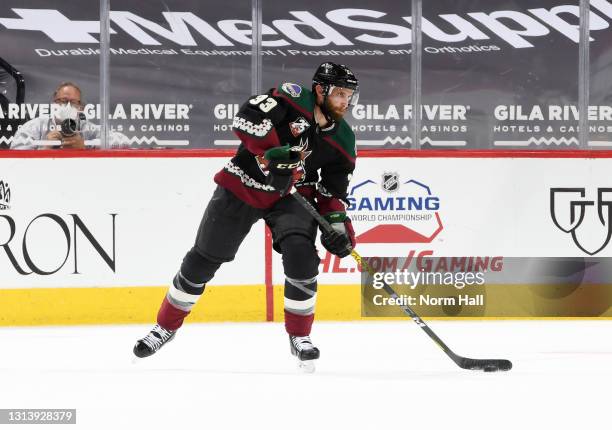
[[297, 359, 316, 373]]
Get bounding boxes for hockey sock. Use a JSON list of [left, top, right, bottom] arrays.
[[157, 272, 206, 330], [285, 310, 315, 337], [283, 276, 317, 336]]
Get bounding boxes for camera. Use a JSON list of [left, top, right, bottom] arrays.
[[55, 103, 85, 137], [60, 114, 85, 137]]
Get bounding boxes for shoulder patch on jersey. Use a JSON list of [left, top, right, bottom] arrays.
[[281, 83, 302, 98], [289, 117, 310, 137], [274, 84, 315, 119]]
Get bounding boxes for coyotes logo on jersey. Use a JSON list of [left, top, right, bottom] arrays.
[[289, 117, 310, 137]]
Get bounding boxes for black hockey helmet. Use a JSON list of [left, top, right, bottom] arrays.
[[312, 62, 359, 107]]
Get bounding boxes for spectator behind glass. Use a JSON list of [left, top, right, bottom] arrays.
[[11, 82, 128, 150]]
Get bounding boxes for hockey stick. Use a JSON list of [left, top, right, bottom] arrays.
[[292, 191, 512, 372]]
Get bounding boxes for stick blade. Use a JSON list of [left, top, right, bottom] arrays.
[[457, 358, 513, 372]]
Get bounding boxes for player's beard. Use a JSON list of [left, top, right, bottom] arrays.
[[323, 98, 347, 122]]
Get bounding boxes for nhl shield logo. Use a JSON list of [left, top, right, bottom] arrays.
[[289, 117, 310, 137], [382, 173, 400, 193]]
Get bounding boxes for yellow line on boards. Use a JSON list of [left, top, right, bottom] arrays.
[[1, 284, 612, 326], [0, 285, 266, 326]]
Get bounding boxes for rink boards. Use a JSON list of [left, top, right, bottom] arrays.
[[1, 150, 612, 325]]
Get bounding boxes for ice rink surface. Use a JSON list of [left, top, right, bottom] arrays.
[[0, 320, 610, 429]]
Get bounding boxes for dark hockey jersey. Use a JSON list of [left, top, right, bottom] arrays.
[[214, 82, 356, 215]]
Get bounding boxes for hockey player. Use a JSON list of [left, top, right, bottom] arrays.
[[133, 62, 359, 370]]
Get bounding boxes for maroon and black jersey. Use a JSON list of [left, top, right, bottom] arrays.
[[214, 82, 357, 215]]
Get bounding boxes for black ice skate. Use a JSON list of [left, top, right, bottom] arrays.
[[289, 335, 320, 373], [133, 324, 176, 358]]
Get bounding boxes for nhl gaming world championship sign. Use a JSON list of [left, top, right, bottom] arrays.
[[347, 172, 443, 244]]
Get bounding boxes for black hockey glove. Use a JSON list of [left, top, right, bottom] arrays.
[[321, 231, 352, 258], [320, 214, 356, 258], [262, 145, 301, 196]]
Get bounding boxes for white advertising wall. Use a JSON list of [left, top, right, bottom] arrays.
[[0, 154, 610, 289], [276, 156, 612, 285], [0, 157, 265, 288]]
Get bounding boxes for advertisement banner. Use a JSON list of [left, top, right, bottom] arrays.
[[266, 156, 612, 319], [280, 157, 612, 285], [0, 0, 610, 149], [0, 157, 265, 288], [1, 153, 612, 322]]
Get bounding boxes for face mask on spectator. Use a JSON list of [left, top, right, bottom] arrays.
[[53, 102, 82, 137]]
